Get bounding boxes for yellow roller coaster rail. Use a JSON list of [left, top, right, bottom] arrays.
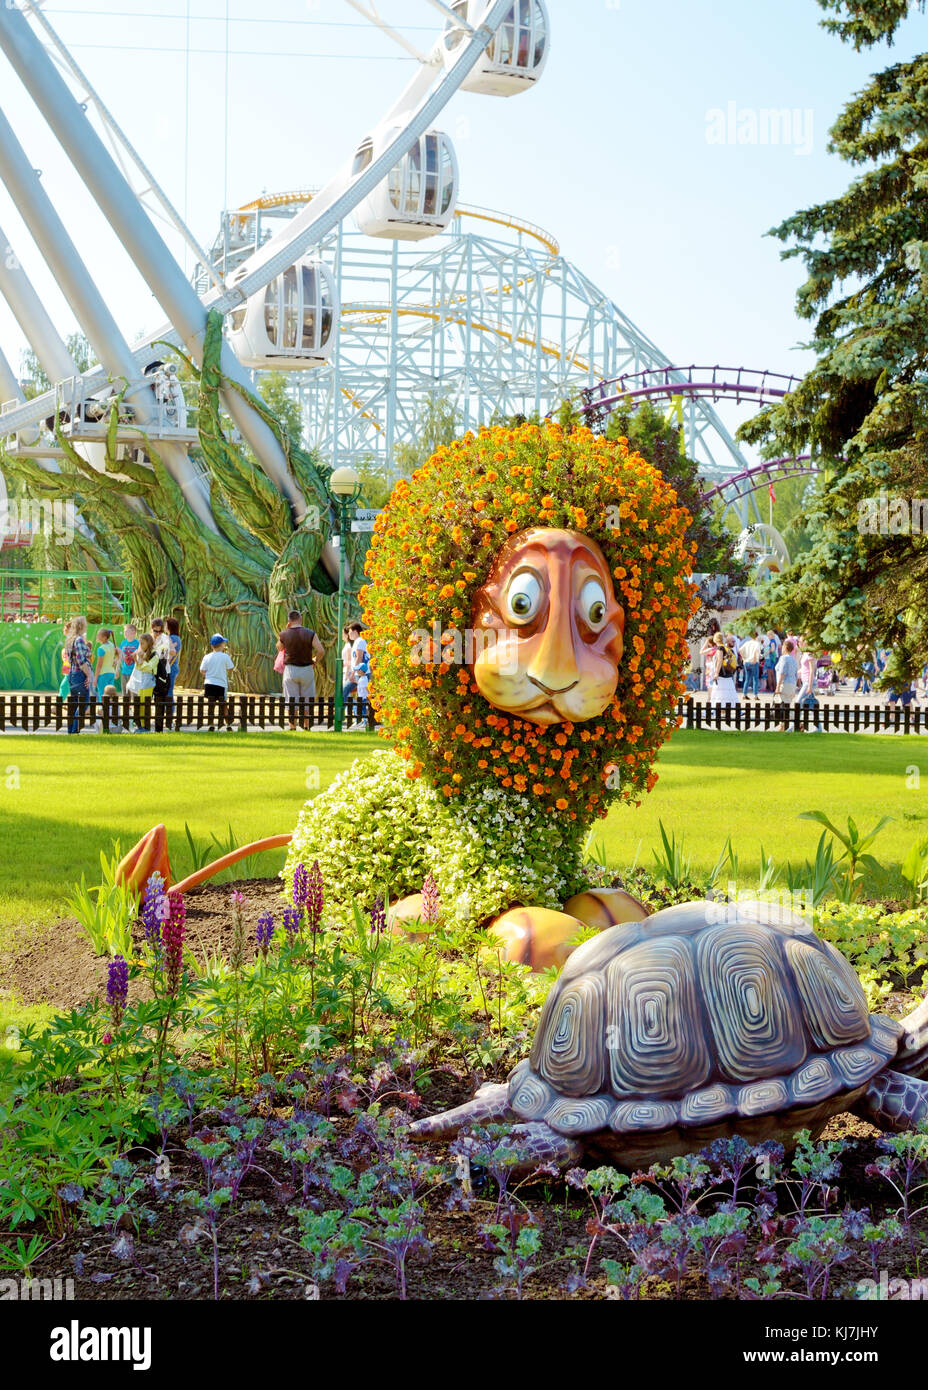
[[232, 194, 589, 411], [339, 304, 598, 377], [235, 192, 560, 257]]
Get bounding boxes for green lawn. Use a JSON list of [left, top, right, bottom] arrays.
[[0, 732, 380, 940], [602, 730, 921, 895], [0, 730, 920, 943]]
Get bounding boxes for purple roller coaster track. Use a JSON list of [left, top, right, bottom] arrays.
[[699, 455, 820, 505], [581, 364, 802, 423]]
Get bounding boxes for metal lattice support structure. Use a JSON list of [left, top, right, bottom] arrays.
[[198, 194, 753, 479]]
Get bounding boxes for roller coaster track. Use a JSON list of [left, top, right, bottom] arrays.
[[700, 455, 821, 504], [340, 302, 597, 374], [237, 191, 561, 257], [581, 365, 802, 422]]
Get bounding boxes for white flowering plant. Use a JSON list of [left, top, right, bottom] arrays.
[[283, 750, 588, 931], [283, 750, 441, 913], [431, 783, 587, 931]]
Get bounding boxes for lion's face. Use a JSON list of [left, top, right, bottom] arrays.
[[469, 527, 625, 726]]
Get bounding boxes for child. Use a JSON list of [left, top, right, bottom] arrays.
[[84, 684, 126, 734], [94, 627, 119, 698], [58, 618, 73, 699], [119, 624, 139, 694], [127, 632, 158, 729], [200, 635, 234, 721], [352, 646, 371, 728]]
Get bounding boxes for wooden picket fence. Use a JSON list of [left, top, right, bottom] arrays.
[[0, 693, 921, 735], [0, 693, 376, 734], [675, 697, 925, 735]]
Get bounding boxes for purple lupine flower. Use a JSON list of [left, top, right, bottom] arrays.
[[292, 863, 309, 910], [107, 954, 129, 1030], [421, 872, 440, 926], [305, 860, 324, 937], [370, 894, 386, 936], [163, 893, 186, 993], [256, 913, 275, 957], [282, 906, 301, 936], [141, 872, 166, 945]]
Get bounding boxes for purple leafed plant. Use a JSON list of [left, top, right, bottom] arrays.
[[141, 873, 166, 947], [163, 894, 186, 994], [292, 863, 309, 911]]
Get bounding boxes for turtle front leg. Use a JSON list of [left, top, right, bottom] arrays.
[[853, 1070, 928, 1132]]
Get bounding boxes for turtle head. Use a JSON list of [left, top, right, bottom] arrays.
[[469, 527, 624, 727]]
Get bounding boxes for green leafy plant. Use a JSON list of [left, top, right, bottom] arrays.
[[785, 832, 839, 909], [652, 821, 692, 892], [900, 837, 928, 908], [799, 811, 892, 902], [65, 874, 136, 958]]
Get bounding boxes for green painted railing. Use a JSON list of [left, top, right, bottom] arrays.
[[0, 569, 131, 626]]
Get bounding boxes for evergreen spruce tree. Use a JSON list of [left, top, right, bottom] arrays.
[[740, 0, 928, 683]]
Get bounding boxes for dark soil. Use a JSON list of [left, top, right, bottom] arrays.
[[3, 883, 927, 1301], [0, 878, 286, 1012]]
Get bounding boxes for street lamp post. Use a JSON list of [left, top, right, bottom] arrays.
[[330, 465, 362, 733]]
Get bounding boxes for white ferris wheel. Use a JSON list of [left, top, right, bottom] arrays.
[[0, 0, 747, 544]]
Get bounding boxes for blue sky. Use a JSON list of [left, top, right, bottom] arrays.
[[0, 0, 923, 423]]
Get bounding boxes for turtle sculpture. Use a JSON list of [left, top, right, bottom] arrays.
[[409, 900, 928, 1172]]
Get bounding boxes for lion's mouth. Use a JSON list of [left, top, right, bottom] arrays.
[[526, 676, 579, 697]]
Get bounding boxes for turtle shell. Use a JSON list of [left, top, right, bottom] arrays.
[[508, 900, 904, 1137]]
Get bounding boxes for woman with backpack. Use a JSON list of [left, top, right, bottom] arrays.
[[709, 632, 739, 706]]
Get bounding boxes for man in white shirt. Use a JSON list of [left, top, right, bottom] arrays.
[[200, 635, 234, 704], [739, 629, 762, 699]]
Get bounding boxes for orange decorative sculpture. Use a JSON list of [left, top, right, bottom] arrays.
[[115, 824, 172, 895], [469, 527, 624, 727]]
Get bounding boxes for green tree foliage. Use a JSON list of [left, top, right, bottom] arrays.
[[602, 400, 751, 635], [392, 391, 463, 475], [20, 332, 96, 398], [817, 0, 925, 47], [257, 372, 303, 451], [738, 0, 928, 681]]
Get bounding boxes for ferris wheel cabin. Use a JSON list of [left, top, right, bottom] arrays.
[[353, 127, 459, 241], [228, 259, 337, 370], [443, 0, 549, 97]]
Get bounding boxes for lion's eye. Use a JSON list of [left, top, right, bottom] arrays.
[[505, 571, 542, 624], [580, 578, 608, 628]]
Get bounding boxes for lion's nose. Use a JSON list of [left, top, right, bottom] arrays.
[[525, 567, 577, 693]]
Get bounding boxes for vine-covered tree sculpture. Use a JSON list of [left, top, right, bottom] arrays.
[[0, 312, 368, 692]]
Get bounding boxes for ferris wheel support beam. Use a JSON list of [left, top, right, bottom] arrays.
[[0, 4, 303, 520], [0, 0, 518, 455], [0, 99, 217, 528], [0, 218, 77, 387], [0, 344, 21, 409]]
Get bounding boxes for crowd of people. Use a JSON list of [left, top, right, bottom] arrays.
[[695, 622, 925, 730], [55, 609, 374, 734]]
